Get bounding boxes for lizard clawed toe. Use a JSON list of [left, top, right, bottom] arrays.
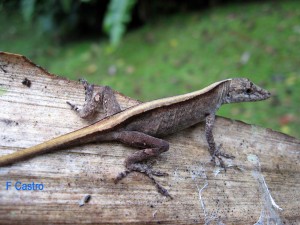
[[219, 152, 235, 159], [217, 156, 227, 172], [78, 78, 88, 85], [151, 170, 169, 176], [217, 144, 235, 159], [66, 101, 79, 111], [114, 170, 131, 184], [155, 183, 173, 199]]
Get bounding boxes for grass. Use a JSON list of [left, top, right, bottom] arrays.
[[0, 1, 299, 138]]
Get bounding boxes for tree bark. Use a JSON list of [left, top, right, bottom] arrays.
[[0, 52, 299, 224]]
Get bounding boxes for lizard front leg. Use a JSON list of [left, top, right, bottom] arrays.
[[205, 113, 235, 169], [113, 131, 171, 198], [67, 79, 121, 118]]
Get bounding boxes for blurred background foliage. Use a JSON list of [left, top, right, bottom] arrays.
[[0, 0, 299, 138]]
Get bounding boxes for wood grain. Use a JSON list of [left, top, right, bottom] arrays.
[[0, 52, 299, 224]]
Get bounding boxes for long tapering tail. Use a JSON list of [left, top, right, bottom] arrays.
[[0, 123, 106, 166]]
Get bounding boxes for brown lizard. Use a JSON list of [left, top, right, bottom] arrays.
[[0, 78, 271, 198]]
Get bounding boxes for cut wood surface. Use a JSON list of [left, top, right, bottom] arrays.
[[0, 52, 299, 224]]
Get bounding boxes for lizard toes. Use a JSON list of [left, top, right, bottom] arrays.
[[66, 101, 79, 111], [156, 183, 173, 199], [219, 152, 235, 159], [151, 170, 169, 177], [114, 170, 131, 184]]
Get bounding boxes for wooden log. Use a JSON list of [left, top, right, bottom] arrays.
[[0, 52, 299, 224]]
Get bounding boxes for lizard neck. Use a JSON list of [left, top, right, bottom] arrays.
[[216, 80, 231, 109]]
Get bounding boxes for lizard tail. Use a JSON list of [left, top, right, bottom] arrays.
[[0, 126, 107, 167]]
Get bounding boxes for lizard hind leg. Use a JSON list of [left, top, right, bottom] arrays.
[[67, 79, 95, 117], [67, 79, 121, 119], [114, 131, 172, 198]]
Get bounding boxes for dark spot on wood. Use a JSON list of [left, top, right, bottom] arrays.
[[22, 78, 31, 88], [79, 194, 91, 207], [84, 195, 91, 203], [0, 65, 7, 73], [1, 119, 18, 126]]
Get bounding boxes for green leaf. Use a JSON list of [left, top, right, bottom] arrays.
[[21, 0, 36, 22], [60, 0, 73, 13], [103, 0, 137, 47]]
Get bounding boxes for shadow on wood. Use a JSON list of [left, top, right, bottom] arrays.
[[0, 52, 299, 224]]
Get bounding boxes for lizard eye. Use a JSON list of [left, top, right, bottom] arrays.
[[246, 88, 252, 94]]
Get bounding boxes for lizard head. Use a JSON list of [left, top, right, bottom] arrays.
[[224, 78, 271, 103]]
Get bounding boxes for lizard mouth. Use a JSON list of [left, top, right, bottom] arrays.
[[257, 89, 271, 100], [249, 85, 271, 101]]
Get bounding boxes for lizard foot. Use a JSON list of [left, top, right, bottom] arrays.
[[66, 78, 94, 112], [115, 163, 171, 199], [211, 144, 235, 171]]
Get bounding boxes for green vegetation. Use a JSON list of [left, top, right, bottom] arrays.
[[0, 1, 299, 138], [103, 0, 137, 46]]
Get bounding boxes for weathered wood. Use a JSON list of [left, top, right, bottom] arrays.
[[0, 52, 299, 224]]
